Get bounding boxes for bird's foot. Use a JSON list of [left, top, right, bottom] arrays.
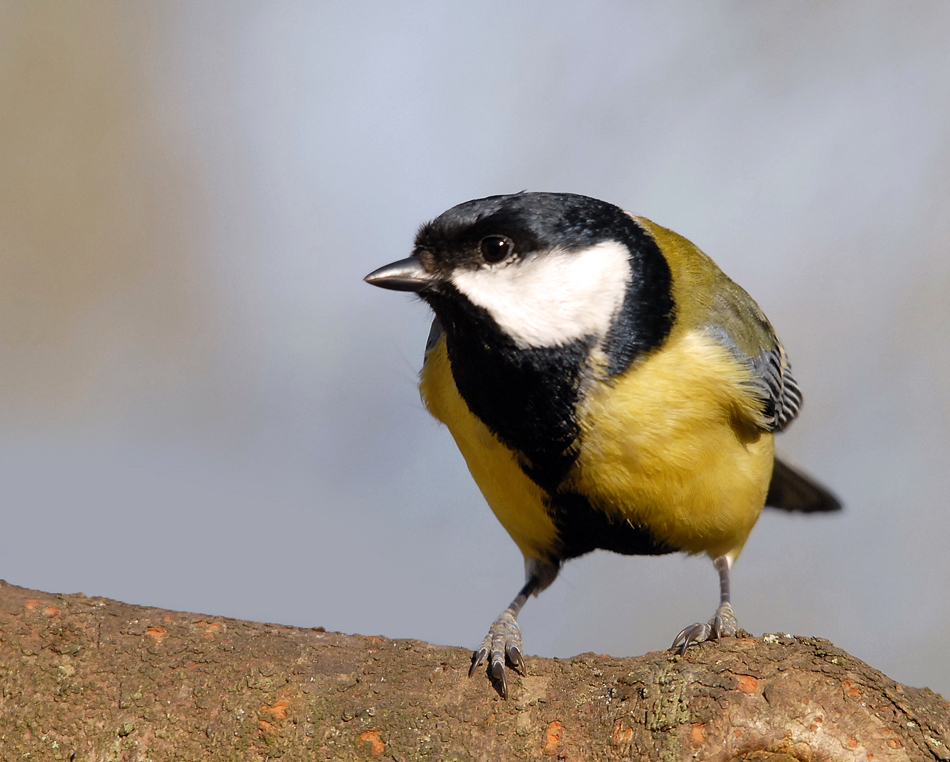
[[469, 609, 525, 698], [671, 601, 737, 654]]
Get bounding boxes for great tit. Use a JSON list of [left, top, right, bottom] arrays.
[[365, 192, 840, 697]]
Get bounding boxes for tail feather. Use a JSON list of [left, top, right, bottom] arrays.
[[766, 457, 842, 514]]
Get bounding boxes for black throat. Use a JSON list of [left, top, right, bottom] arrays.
[[428, 286, 590, 494]]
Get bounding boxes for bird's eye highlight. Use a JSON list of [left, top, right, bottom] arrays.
[[479, 235, 513, 264]]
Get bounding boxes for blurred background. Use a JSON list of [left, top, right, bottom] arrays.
[[1, 1, 949, 697]]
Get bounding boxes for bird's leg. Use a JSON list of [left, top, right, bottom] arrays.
[[470, 559, 558, 698], [469, 578, 536, 698], [671, 555, 738, 654]]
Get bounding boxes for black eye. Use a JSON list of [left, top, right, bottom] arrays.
[[479, 235, 513, 264]]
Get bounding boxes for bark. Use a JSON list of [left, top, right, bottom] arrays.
[[0, 580, 947, 762]]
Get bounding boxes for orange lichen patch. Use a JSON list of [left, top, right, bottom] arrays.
[[360, 730, 385, 756], [847, 687, 861, 697], [612, 721, 633, 748], [199, 622, 222, 638], [847, 737, 858, 748], [542, 721, 564, 754], [25, 600, 41, 610], [690, 723, 707, 745], [886, 739, 902, 749], [145, 627, 166, 644], [735, 675, 757, 694], [258, 719, 274, 733], [261, 700, 289, 721], [42, 606, 60, 617], [163, 615, 173, 623]]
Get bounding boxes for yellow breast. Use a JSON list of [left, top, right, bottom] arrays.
[[569, 328, 774, 561], [419, 337, 559, 562]]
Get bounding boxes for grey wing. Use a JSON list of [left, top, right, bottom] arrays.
[[710, 328, 837, 510], [704, 282, 838, 511], [703, 282, 803, 434], [704, 322, 802, 433], [748, 341, 802, 432]]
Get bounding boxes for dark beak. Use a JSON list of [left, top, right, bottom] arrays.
[[364, 256, 435, 293]]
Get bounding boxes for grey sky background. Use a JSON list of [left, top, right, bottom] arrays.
[[1, 2, 949, 697]]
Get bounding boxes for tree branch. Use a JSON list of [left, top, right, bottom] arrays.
[[0, 579, 946, 761]]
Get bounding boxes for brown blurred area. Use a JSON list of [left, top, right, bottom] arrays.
[[0, 3, 212, 426]]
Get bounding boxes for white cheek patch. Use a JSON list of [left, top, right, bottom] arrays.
[[451, 241, 631, 348]]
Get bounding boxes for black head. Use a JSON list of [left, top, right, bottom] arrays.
[[413, 192, 638, 279], [366, 192, 674, 370]]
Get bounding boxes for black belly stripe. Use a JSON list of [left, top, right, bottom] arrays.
[[549, 491, 676, 561]]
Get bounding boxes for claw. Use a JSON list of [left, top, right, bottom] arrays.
[[469, 638, 491, 677], [506, 641, 525, 674], [491, 657, 509, 698], [672, 602, 737, 654], [672, 621, 711, 654]]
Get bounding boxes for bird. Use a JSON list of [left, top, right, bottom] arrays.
[[365, 192, 840, 698]]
